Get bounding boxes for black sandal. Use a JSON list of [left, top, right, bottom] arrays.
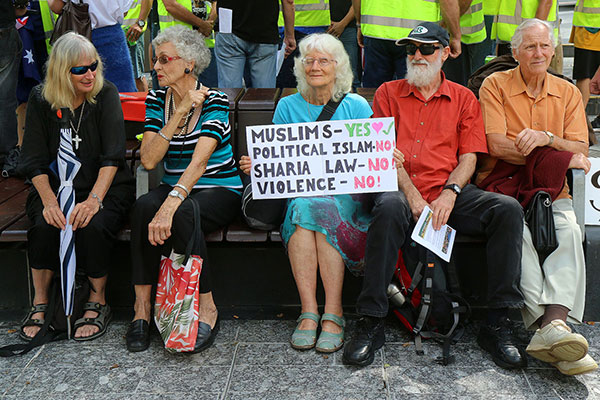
[[73, 302, 112, 342], [19, 304, 48, 341]]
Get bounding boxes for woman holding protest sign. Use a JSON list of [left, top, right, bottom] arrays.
[[240, 33, 372, 353]]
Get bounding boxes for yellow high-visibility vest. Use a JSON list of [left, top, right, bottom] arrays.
[[278, 0, 330, 28], [158, 0, 215, 48], [360, 0, 441, 41], [39, 0, 58, 53], [492, 0, 558, 42], [573, 0, 600, 28], [461, 0, 486, 44]]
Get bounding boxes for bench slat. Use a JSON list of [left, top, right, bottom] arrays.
[[0, 190, 28, 233], [226, 222, 268, 242], [0, 178, 29, 204], [0, 214, 29, 242]]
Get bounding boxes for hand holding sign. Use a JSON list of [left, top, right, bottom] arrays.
[[246, 117, 398, 199]]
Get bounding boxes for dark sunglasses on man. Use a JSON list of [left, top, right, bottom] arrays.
[[405, 43, 441, 56], [70, 60, 99, 75]]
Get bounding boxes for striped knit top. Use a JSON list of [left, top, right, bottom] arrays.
[[144, 88, 242, 194]]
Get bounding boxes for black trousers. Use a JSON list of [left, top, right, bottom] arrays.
[[356, 184, 525, 318], [26, 184, 134, 278], [130, 184, 241, 293]]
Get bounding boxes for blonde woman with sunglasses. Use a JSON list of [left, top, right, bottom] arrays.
[[19, 32, 135, 342]]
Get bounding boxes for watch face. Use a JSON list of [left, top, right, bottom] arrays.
[[169, 190, 179, 196], [137, 19, 145, 27]]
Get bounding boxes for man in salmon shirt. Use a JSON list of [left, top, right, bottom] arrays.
[[477, 19, 596, 376], [343, 22, 527, 369]]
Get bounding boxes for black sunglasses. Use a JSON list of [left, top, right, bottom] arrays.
[[405, 43, 441, 56], [70, 60, 99, 75]]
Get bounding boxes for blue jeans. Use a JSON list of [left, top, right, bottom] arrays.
[[0, 27, 22, 160], [443, 41, 488, 86], [199, 47, 219, 88], [362, 36, 406, 88], [338, 25, 361, 89], [215, 32, 278, 88]]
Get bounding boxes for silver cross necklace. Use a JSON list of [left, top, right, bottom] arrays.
[[70, 101, 85, 150]]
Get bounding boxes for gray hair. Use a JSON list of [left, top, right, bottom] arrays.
[[153, 25, 211, 76], [511, 18, 556, 55], [293, 33, 353, 102]]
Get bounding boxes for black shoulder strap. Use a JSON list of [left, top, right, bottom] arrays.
[[316, 93, 347, 121]]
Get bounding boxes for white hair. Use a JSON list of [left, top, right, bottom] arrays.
[[293, 33, 353, 102], [511, 18, 556, 55], [153, 25, 211, 76], [405, 50, 443, 87]]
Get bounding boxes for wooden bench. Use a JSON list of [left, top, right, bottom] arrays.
[[0, 87, 591, 318]]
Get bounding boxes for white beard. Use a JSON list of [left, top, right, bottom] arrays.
[[405, 53, 443, 87]]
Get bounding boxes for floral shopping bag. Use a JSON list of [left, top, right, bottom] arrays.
[[154, 197, 203, 353]]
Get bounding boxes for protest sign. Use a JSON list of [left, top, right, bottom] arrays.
[[246, 117, 398, 199], [585, 158, 600, 225]]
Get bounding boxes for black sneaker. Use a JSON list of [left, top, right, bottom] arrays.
[[342, 316, 385, 367], [477, 317, 527, 369]]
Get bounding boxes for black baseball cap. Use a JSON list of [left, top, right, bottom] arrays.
[[395, 22, 450, 47]]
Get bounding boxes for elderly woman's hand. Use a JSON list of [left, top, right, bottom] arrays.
[[43, 201, 67, 230], [148, 200, 178, 246], [393, 148, 405, 169], [177, 85, 211, 114], [239, 155, 252, 175], [70, 197, 101, 230]]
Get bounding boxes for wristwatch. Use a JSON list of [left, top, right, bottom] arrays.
[[137, 19, 146, 28], [544, 130, 554, 146], [443, 184, 461, 196], [168, 189, 185, 202]]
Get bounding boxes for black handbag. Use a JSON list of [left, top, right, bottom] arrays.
[[525, 191, 558, 262], [241, 94, 347, 230], [49, 0, 92, 46]]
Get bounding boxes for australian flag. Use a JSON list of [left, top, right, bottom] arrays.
[[16, 5, 46, 104]]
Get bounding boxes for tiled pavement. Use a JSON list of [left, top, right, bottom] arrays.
[[1, 318, 599, 399]]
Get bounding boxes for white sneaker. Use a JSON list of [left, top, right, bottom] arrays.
[[553, 354, 598, 376], [526, 320, 588, 363]]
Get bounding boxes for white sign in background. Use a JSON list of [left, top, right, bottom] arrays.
[[246, 117, 399, 199], [585, 158, 600, 225]]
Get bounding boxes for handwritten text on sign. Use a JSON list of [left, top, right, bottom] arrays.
[[585, 158, 600, 225], [247, 117, 398, 199]]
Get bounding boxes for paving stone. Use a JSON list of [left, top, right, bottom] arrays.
[[0, 369, 24, 396], [386, 366, 532, 397], [235, 343, 334, 366], [135, 366, 229, 395], [521, 369, 592, 399], [226, 392, 386, 400], [27, 342, 235, 369], [235, 320, 297, 343], [227, 364, 387, 397], [11, 366, 146, 397]]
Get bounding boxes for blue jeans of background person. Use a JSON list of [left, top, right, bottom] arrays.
[[0, 26, 22, 162], [199, 47, 219, 88], [443, 41, 488, 86], [356, 184, 524, 318], [338, 25, 361, 89], [215, 32, 278, 88], [362, 36, 406, 88]]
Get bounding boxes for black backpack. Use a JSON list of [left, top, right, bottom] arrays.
[[390, 243, 470, 365], [0, 274, 90, 357]]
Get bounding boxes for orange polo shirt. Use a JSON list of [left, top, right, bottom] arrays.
[[373, 75, 488, 202], [477, 66, 589, 199]]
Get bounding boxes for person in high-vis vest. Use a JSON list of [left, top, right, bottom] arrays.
[[158, 0, 218, 87], [124, 0, 152, 92], [482, 0, 500, 56], [353, 0, 463, 89], [443, 0, 487, 86], [276, 0, 331, 88], [215, 1, 295, 88], [570, 0, 600, 132]]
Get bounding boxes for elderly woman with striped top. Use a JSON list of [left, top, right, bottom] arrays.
[[127, 26, 242, 353]]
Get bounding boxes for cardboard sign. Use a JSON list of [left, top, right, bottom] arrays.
[[585, 158, 600, 225], [246, 117, 399, 199]]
